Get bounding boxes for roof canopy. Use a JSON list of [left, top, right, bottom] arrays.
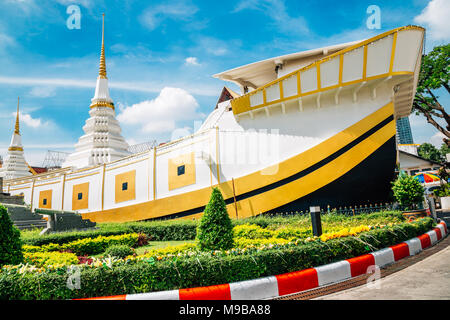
[[214, 40, 362, 90]]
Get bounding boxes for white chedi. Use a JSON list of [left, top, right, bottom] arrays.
[[0, 98, 32, 180], [63, 15, 130, 169], [63, 106, 130, 168]]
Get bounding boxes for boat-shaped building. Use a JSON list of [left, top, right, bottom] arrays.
[[2, 25, 425, 223]]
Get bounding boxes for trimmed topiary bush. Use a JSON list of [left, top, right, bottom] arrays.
[[0, 205, 23, 266], [196, 188, 234, 251], [392, 173, 425, 209], [104, 245, 135, 259]]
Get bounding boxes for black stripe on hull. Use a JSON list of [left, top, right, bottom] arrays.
[[148, 115, 395, 221], [267, 136, 397, 214]]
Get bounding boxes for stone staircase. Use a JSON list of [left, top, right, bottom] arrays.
[[13, 219, 48, 230], [1, 203, 48, 230]]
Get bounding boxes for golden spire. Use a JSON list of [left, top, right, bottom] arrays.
[[98, 13, 107, 79], [14, 96, 20, 135]]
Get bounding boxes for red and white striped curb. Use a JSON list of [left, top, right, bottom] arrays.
[[79, 221, 448, 300]]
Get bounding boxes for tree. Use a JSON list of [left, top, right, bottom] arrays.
[[440, 143, 450, 161], [0, 205, 23, 266], [417, 143, 444, 163], [196, 188, 234, 251], [391, 173, 425, 210], [412, 44, 449, 147]]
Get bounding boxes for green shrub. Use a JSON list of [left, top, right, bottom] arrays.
[[392, 173, 425, 209], [23, 251, 78, 268], [21, 220, 199, 246], [233, 224, 273, 239], [104, 245, 135, 259], [273, 227, 311, 239], [196, 188, 234, 251], [434, 184, 450, 197], [0, 205, 23, 266], [233, 237, 291, 247], [23, 233, 140, 256]]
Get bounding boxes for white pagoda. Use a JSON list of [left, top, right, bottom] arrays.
[[0, 98, 32, 180], [63, 14, 130, 169]]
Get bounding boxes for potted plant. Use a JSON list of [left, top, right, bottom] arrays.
[[391, 172, 426, 219], [434, 183, 450, 210]]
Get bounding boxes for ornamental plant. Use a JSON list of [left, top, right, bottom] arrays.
[[23, 251, 78, 268], [104, 245, 135, 259], [391, 173, 425, 209], [196, 187, 234, 251], [434, 183, 450, 197], [0, 205, 23, 266]]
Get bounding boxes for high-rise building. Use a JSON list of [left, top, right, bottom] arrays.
[[396, 116, 414, 144]]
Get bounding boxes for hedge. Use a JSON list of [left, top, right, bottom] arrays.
[[23, 251, 79, 268], [23, 233, 141, 256], [22, 211, 405, 246], [0, 217, 435, 300], [22, 220, 198, 246]]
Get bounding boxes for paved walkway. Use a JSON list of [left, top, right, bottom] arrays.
[[315, 236, 450, 300]]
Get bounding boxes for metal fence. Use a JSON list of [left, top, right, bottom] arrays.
[[260, 202, 403, 218]]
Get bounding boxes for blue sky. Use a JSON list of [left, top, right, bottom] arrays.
[[0, 0, 448, 165]]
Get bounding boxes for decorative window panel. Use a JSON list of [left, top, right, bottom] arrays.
[[300, 66, 318, 93], [342, 47, 364, 83], [282, 74, 298, 98], [39, 190, 52, 209], [115, 170, 136, 203], [265, 83, 280, 103], [168, 152, 196, 191], [72, 182, 89, 210]]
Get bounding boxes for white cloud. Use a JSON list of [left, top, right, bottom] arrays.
[[140, 1, 198, 31], [185, 57, 200, 66], [430, 131, 446, 148], [192, 36, 241, 57], [414, 0, 450, 41], [21, 113, 42, 128], [29, 86, 56, 98], [54, 0, 94, 8], [117, 87, 201, 134], [10, 111, 47, 129], [233, 0, 309, 35], [0, 75, 219, 96]]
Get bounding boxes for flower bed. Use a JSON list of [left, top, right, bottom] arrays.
[[0, 217, 434, 300], [22, 233, 143, 256], [23, 251, 79, 268], [20, 211, 405, 246]]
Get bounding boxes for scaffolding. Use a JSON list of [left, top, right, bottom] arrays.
[[41, 150, 70, 169], [127, 140, 158, 154]]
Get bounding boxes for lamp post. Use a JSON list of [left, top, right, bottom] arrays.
[[310, 206, 322, 237]]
